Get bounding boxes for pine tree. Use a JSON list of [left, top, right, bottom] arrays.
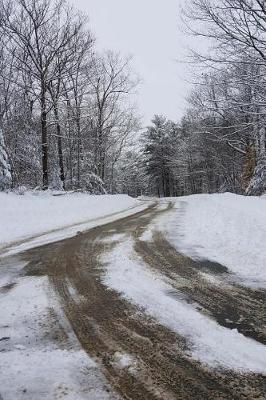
[[143, 116, 178, 197]]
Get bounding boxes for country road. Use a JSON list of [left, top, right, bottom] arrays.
[[1, 201, 266, 399]]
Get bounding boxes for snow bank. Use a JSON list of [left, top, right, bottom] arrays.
[[0, 191, 140, 248], [164, 193, 266, 286], [102, 239, 266, 373]]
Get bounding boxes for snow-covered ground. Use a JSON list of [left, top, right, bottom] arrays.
[[100, 193, 266, 372], [0, 273, 119, 400], [102, 238, 266, 373], [171, 193, 266, 286], [147, 193, 266, 287], [0, 191, 145, 253], [1, 190, 266, 382]]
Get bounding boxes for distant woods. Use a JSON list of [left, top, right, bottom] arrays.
[[0, 0, 139, 192], [1, 0, 266, 196], [138, 0, 266, 197]]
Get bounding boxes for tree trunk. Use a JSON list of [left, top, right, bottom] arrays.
[[100, 152, 105, 181], [66, 98, 73, 189], [259, 127, 266, 156], [76, 115, 81, 189], [97, 125, 105, 181], [53, 103, 65, 189], [41, 89, 48, 189], [242, 144, 256, 191]]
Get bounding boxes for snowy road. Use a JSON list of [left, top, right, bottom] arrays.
[[0, 201, 266, 399]]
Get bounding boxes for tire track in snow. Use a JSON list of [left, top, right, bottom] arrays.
[[15, 201, 266, 399]]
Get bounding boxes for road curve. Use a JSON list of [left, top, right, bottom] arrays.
[[3, 202, 266, 399]]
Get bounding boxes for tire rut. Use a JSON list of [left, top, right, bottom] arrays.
[[134, 231, 266, 345], [19, 202, 266, 399]]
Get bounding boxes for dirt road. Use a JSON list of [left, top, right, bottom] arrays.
[[2, 202, 266, 399]]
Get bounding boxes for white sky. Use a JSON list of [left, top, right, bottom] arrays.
[[73, 0, 191, 126]]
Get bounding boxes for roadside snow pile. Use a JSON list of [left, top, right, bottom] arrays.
[[165, 193, 266, 286], [102, 239, 266, 373], [0, 191, 140, 248]]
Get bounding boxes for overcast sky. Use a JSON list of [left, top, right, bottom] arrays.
[[73, 0, 190, 126]]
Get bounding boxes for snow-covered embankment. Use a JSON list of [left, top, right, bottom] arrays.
[[164, 193, 266, 286], [0, 191, 145, 253]]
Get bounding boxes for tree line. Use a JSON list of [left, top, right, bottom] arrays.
[[1, 0, 266, 197], [0, 0, 139, 192], [131, 0, 266, 197]]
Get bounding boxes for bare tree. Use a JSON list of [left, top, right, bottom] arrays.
[[0, 0, 88, 188], [0, 0, 141, 193], [48, 27, 93, 189], [88, 51, 139, 181], [182, 0, 266, 193]]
